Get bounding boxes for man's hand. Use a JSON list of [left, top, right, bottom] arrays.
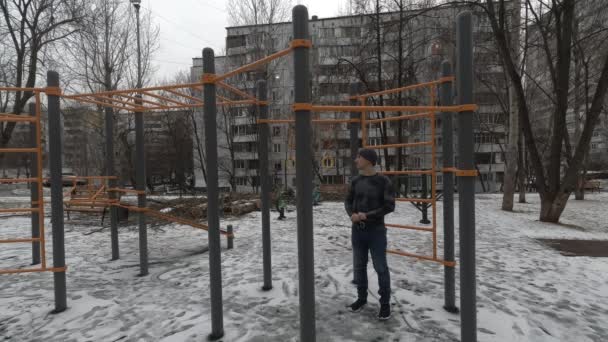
[[358, 213, 367, 221], [351, 213, 361, 223]]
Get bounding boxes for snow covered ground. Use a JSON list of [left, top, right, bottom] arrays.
[[1, 193, 608, 341]]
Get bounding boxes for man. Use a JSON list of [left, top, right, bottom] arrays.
[[345, 148, 395, 320]]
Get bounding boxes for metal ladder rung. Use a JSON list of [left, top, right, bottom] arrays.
[[0, 114, 37, 122], [0, 147, 39, 153], [0, 208, 41, 213], [0, 237, 42, 244], [0, 178, 42, 184]]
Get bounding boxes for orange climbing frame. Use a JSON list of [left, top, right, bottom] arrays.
[[0, 87, 65, 274]]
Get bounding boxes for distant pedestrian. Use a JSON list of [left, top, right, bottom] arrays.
[[344, 148, 395, 320]]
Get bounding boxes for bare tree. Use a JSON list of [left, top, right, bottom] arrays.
[[0, 0, 84, 146], [61, 0, 158, 183], [482, 0, 608, 222], [227, 0, 291, 26]]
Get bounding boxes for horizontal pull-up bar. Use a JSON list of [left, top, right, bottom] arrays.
[[212, 47, 294, 83], [365, 141, 432, 150], [366, 112, 433, 123], [0, 114, 38, 122], [396, 198, 434, 204], [304, 104, 477, 113], [352, 77, 454, 100], [257, 118, 360, 124], [379, 170, 434, 175], [0, 266, 67, 275], [386, 249, 455, 267], [0, 237, 42, 243], [386, 223, 434, 232]]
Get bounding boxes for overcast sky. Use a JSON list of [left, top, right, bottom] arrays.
[[142, 0, 347, 81]]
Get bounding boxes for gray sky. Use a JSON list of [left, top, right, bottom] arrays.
[[143, 0, 347, 81]]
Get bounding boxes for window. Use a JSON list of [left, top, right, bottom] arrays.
[[292, 177, 297, 186], [593, 130, 599, 137], [227, 35, 246, 49], [322, 156, 335, 168], [235, 160, 245, 169], [273, 126, 281, 137], [591, 143, 598, 150], [275, 162, 282, 171], [273, 144, 282, 153]]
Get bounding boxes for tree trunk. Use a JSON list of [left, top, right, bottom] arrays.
[[539, 192, 570, 223], [517, 129, 526, 203], [501, 0, 520, 211]]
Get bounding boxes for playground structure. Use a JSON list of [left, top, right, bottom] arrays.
[[0, 6, 478, 342]]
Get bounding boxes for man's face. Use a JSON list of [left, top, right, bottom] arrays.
[[355, 154, 371, 170]]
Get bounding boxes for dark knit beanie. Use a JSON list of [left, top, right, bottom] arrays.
[[358, 148, 378, 166]]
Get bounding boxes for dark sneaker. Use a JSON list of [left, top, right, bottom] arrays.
[[378, 304, 391, 320], [348, 298, 367, 312]]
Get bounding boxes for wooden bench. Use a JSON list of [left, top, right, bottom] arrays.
[[584, 180, 602, 193]]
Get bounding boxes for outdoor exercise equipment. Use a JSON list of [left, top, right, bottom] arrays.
[[1, 5, 477, 342]]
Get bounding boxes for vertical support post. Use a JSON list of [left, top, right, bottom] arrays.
[[28, 103, 40, 265], [203, 47, 224, 340], [135, 99, 148, 276], [440, 61, 458, 314], [227, 225, 234, 250], [349, 84, 360, 179], [47, 71, 67, 313], [105, 105, 119, 260], [257, 80, 273, 291], [293, 6, 316, 342], [457, 11, 477, 342], [420, 175, 430, 224]]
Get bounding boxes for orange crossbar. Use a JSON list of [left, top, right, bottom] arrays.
[[396, 198, 433, 204], [0, 238, 42, 243], [217, 81, 258, 102], [257, 118, 360, 124], [365, 141, 432, 150], [386, 249, 455, 267], [68, 95, 143, 112], [354, 79, 449, 99], [366, 112, 433, 123], [0, 266, 67, 275], [311, 104, 477, 113], [0, 86, 44, 92], [0, 208, 40, 213], [386, 223, 433, 232], [380, 170, 433, 175], [164, 88, 204, 104], [116, 93, 171, 108], [214, 47, 293, 83], [0, 178, 40, 184], [107, 188, 145, 195], [0, 147, 38, 153], [0, 114, 37, 122]]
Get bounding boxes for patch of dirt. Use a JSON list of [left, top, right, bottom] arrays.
[[538, 239, 608, 257]]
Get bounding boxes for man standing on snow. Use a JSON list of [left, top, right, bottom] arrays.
[[345, 148, 395, 320]]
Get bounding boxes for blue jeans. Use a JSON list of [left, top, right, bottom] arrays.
[[352, 225, 391, 305]]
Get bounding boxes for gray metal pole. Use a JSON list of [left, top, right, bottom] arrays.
[[47, 71, 67, 313], [135, 97, 148, 276], [203, 47, 224, 340], [292, 5, 316, 342], [349, 83, 360, 179], [457, 11, 477, 342], [257, 79, 273, 291], [105, 106, 119, 260], [227, 225, 234, 250], [28, 103, 40, 265], [440, 61, 458, 314]]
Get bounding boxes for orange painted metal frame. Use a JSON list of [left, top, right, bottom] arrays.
[[0, 88, 56, 274]]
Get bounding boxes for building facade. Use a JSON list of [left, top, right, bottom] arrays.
[[194, 4, 510, 193]]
